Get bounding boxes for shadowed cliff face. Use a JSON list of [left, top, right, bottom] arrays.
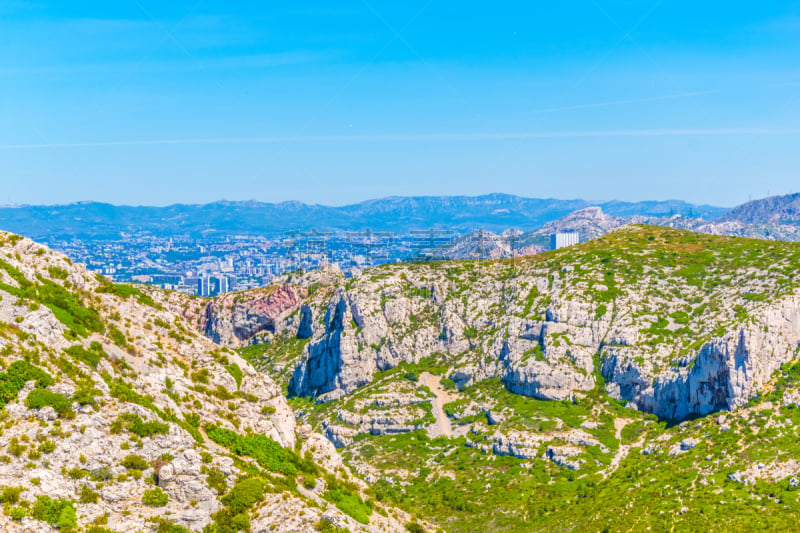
[[286, 276, 800, 421]]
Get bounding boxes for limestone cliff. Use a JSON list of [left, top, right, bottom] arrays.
[[272, 226, 800, 421]]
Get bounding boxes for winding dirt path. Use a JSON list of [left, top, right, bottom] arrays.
[[420, 372, 454, 438], [597, 417, 639, 479]]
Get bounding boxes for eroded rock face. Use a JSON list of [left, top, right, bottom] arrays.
[[288, 282, 606, 404], [203, 284, 306, 345], [601, 295, 800, 420]]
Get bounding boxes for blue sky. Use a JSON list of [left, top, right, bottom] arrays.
[[2, 1, 800, 206]]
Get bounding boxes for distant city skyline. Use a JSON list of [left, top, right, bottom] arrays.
[[2, 1, 800, 207]]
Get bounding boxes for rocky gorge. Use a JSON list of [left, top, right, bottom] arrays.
[[5, 224, 800, 532], [205, 225, 800, 422]]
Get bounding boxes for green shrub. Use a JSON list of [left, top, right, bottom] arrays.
[[32, 495, 77, 529], [96, 282, 155, 306], [89, 466, 114, 482], [67, 468, 89, 479], [323, 488, 372, 525], [25, 389, 75, 419], [149, 517, 192, 533], [120, 454, 149, 471], [209, 508, 251, 533], [205, 425, 316, 477], [72, 385, 102, 406], [79, 485, 100, 504], [208, 478, 266, 531], [322, 475, 372, 524], [6, 360, 53, 387], [225, 363, 243, 389], [7, 505, 28, 520], [184, 413, 201, 427], [190, 368, 211, 385], [8, 438, 26, 457], [47, 266, 68, 280], [313, 519, 350, 533], [143, 487, 169, 507], [620, 421, 649, 444], [670, 311, 691, 324], [0, 485, 24, 504], [64, 342, 107, 369], [205, 467, 227, 494], [0, 360, 53, 410], [110, 413, 169, 438], [107, 326, 127, 347], [221, 478, 265, 515], [440, 377, 457, 391], [360, 445, 377, 458]]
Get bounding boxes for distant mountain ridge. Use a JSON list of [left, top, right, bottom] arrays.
[[431, 193, 800, 259], [0, 194, 727, 240], [716, 192, 800, 225]]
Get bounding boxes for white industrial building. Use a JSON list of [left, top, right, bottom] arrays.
[[550, 232, 580, 250]]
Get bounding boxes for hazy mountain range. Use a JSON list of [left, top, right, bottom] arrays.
[[0, 194, 727, 239]]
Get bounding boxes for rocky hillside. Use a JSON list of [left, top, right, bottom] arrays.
[[278, 226, 800, 421], [0, 231, 419, 532], [200, 225, 800, 531], [200, 225, 800, 422]]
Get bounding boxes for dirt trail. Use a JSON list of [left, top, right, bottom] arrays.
[[597, 418, 638, 479], [420, 372, 454, 438]]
